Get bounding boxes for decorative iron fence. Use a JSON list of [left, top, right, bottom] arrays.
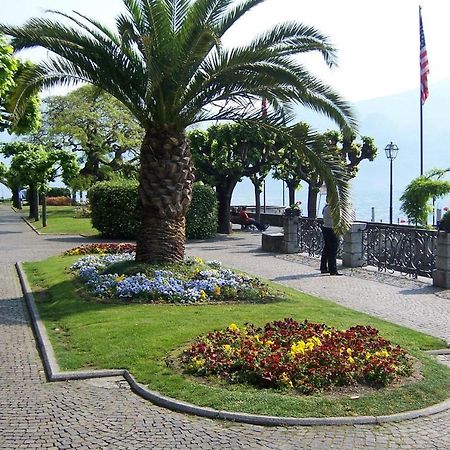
[[296, 219, 437, 278], [297, 218, 342, 258], [362, 224, 437, 278]]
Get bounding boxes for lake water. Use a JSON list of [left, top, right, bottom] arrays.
[[231, 174, 450, 224]]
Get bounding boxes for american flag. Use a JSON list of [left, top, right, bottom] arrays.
[[419, 7, 429, 104]]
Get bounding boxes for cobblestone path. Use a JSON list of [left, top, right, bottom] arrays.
[[1, 206, 449, 449]]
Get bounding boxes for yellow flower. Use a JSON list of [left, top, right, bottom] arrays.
[[213, 285, 221, 296], [374, 349, 390, 358], [348, 356, 355, 364], [322, 329, 331, 336], [115, 275, 125, 282], [365, 352, 372, 360], [200, 290, 207, 300], [265, 339, 274, 347], [192, 356, 205, 369], [279, 372, 293, 388], [346, 347, 353, 355], [222, 344, 232, 354], [228, 323, 239, 332], [311, 336, 322, 346]]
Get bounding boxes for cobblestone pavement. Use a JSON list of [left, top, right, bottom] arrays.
[[1, 206, 450, 449]]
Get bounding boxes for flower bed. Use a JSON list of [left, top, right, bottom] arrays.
[[68, 250, 272, 304], [181, 318, 413, 393], [65, 243, 137, 256]]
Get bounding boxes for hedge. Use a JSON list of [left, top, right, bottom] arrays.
[[46, 196, 72, 206], [186, 183, 218, 239], [88, 181, 139, 238], [88, 181, 217, 240]]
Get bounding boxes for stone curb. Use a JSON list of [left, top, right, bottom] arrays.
[[16, 262, 450, 427]]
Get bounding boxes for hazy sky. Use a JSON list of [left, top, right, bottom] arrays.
[[2, 0, 450, 101]]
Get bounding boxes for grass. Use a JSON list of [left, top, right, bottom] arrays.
[[22, 206, 99, 236], [23, 254, 450, 418]]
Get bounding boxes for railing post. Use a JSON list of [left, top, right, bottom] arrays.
[[433, 231, 450, 288], [342, 222, 366, 267], [282, 215, 299, 254]]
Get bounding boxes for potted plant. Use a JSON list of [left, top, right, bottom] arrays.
[[284, 201, 302, 217]]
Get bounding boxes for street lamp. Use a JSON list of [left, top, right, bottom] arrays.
[[385, 142, 399, 224]]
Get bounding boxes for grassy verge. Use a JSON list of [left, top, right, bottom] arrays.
[[24, 254, 450, 418], [22, 206, 99, 236]]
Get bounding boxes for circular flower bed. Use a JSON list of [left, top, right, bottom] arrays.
[[181, 318, 413, 394], [68, 248, 272, 304]]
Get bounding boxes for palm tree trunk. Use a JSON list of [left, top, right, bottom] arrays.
[[136, 126, 195, 264]]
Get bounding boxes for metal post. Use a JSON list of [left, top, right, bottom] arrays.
[[389, 158, 393, 225], [263, 180, 266, 213]]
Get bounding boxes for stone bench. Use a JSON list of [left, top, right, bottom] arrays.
[[262, 232, 284, 253]]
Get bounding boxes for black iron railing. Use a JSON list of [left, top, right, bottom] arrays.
[[296, 219, 437, 278], [362, 224, 437, 278], [297, 218, 342, 258]]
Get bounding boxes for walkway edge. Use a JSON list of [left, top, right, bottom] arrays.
[[16, 262, 450, 427]]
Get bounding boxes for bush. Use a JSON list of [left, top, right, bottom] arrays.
[[47, 187, 71, 197], [186, 183, 218, 239], [439, 211, 450, 232], [46, 196, 72, 206], [88, 181, 217, 239], [88, 181, 139, 238]]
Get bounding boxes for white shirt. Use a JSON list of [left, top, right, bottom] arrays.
[[322, 204, 333, 228]]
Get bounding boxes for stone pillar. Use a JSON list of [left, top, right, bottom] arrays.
[[342, 222, 366, 268], [282, 216, 299, 254], [433, 231, 450, 288]]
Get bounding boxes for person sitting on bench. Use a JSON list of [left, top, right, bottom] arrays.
[[238, 206, 269, 231]]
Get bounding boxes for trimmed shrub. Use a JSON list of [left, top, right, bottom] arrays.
[[88, 181, 139, 238], [186, 183, 218, 239], [47, 187, 71, 197], [88, 181, 217, 240], [46, 196, 72, 206]]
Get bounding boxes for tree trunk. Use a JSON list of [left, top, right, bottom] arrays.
[[72, 189, 77, 205], [42, 195, 47, 227], [12, 188, 22, 209], [30, 186, 39, 221], [135, 125, 195, 264], [287, 181, 296, 206], [28, 185, 39, 220], [253, 180, 261, 222], [216, 179, 238, 234], [307, 186, 319, 218]]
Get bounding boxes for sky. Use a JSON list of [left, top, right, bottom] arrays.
[[2, 0, 450, 101]]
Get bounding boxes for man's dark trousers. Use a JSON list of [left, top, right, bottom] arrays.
[[320, 226, 338, 274]]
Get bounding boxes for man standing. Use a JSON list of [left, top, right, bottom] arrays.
[[320, 199, 342, 276]]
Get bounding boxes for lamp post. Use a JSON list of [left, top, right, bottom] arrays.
[[385, 142, 399, 224]]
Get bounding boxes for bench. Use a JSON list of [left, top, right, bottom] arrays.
[[230, 215, 257, 231]]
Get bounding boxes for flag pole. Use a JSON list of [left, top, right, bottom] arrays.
[[419, 5, 424, 176], [419, 5, 429, 176], [420, 83, 424, 176]]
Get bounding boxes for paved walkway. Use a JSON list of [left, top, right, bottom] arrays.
[[0, 205, 449, 449]]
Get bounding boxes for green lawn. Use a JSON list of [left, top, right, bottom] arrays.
[[24, 254, 450, 418], [23, 206, 99, 236]]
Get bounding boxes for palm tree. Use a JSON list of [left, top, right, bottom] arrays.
[[1, 0, 357, 263]]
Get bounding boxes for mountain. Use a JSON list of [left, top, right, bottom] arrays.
[[277, 79, 450, 221]]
